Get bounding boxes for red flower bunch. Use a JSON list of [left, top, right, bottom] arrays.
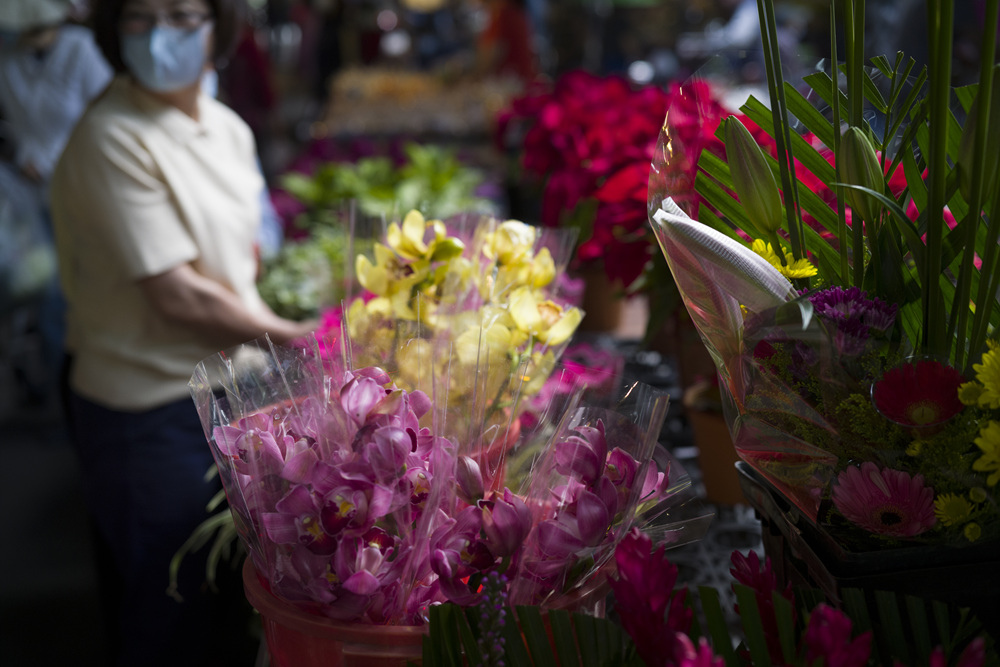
[[499, 73, 745, 290], [499, 72, 776, 290], [608, 532, 988, 667]]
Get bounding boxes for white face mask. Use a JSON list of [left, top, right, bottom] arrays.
[[120, 21, 213, 93]]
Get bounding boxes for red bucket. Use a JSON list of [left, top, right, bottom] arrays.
[[241, 560, 426, 667]]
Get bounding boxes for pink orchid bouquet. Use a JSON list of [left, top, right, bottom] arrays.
[[648, 0, 1000, 553], [189, 335, 705, 624], [189, 209, 712, 625]]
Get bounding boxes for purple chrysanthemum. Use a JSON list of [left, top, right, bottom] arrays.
[[807, 286, 898, 334]]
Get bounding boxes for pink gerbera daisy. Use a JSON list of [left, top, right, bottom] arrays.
[[871, 358, 965, 429], [832, 462, 936, 537]]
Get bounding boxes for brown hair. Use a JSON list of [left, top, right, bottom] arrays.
[[91, 0, 246, 72]]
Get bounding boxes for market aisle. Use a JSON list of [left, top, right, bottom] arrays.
[[0, 399, 109, 665]]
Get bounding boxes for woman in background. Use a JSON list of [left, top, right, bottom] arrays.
[[49, 0, 315, 664], [0, 0, 111, 404]]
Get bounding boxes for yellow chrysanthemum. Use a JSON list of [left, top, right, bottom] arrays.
[[964, 522, 982, 542], [973, 420, 1000, 486], [750, 239, 818, 279], [970, 487, 988, 503], [905, 440, 924, 456], [971, 348, 1000, 409], [958, 381, 986, 407], [933, 493, 973, 526]]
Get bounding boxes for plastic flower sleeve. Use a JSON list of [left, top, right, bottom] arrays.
[[341, 212, 582, 488], [189, 333, 464, 624], [504, 381, 708, 608]]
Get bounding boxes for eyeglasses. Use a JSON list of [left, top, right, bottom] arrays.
[[119, 7, 212, 34]]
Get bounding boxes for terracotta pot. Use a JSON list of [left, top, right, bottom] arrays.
[[241, 560, 426, 667], [576, 264, 624, 333], [683, 382, 744, 506]]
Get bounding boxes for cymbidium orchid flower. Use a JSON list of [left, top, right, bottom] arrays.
[[480, 488, 533, 559], [214, 412, 287, 476], [429, 506, 494, 604], [507, 286, 583, 347]]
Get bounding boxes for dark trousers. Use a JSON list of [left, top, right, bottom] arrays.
[[66, 388, 256, 666]]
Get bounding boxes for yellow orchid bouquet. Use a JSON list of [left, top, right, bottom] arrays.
[[325, 209, 584, 487]]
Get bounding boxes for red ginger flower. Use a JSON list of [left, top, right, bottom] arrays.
[[730, 550, 795, 665], [609, 528, 693, 667], [803, 604, 872, 667]]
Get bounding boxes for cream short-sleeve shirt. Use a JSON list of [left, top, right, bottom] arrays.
[[51, 76, 267, 411]]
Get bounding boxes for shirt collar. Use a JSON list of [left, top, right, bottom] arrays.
[[119, 76, 210, 145]]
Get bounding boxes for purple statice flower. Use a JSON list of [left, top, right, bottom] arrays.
[[476, 571, 509, 667]]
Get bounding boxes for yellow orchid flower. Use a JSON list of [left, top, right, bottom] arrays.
[[508, 286, 583, 346], [396, 338, 445, 394], [487, 219, 537, 266], [520, 350, 557, 397], [387, 210, 432, 259], [454, 320, 514, 367]]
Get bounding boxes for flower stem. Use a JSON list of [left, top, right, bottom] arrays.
[[845, 0, 867, 287], [756, 0, 805, 262], [829, 0, 851, 284], [922, 0, 954, 358], [957, 0, 999, 370]]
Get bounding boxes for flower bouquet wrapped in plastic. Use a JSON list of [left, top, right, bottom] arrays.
[[189, 209, 712, 631], [647, 0, 1000, 555], [325, 210, 585, 489], [189, 334, 708, 626]]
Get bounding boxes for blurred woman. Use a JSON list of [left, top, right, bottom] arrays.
[[49, 0, 315, 664], [0, 0, 111, 403]]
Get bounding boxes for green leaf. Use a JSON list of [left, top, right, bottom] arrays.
[[574, 613, 600, 667], [548, 609, 580, 667], [735, 584, 773, 666], [500, 605, 533, 667], [875, 590, 911, 665], [515, 605, 558, 665], [841, 588, 873, 635], [773, 591, 797, 665], [905, 596, 934, 662], [695, 151, 766, 238], [697, 585, 740, 667]]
